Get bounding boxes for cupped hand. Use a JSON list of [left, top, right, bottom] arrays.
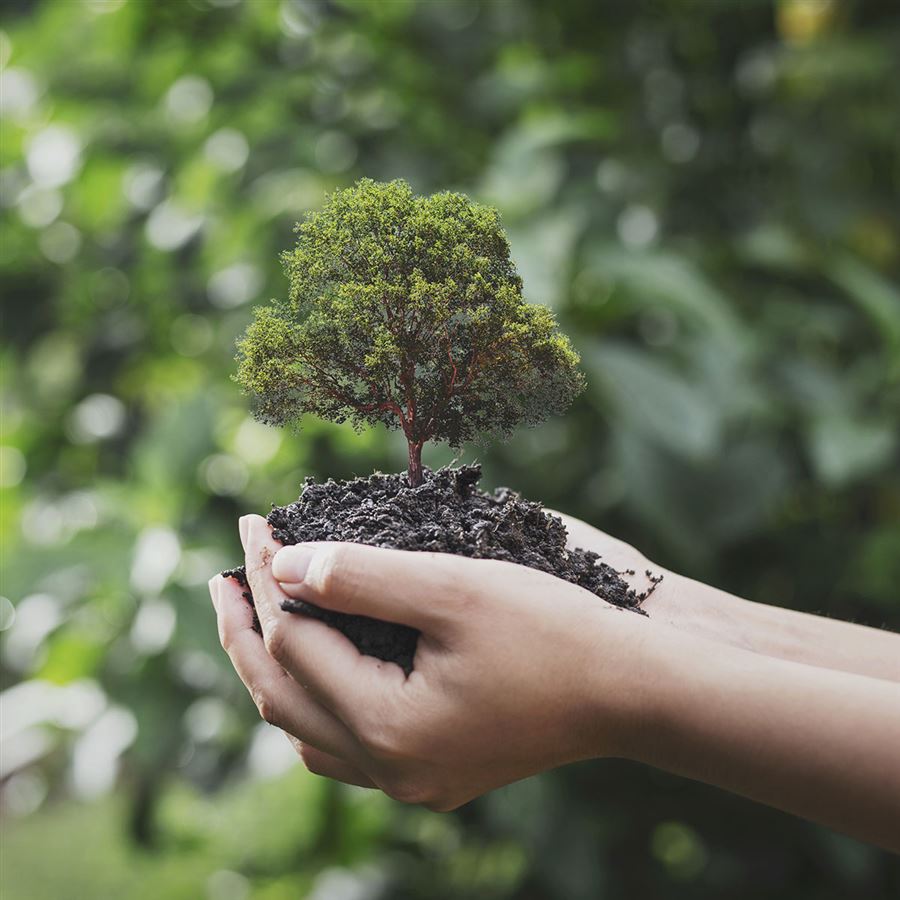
[[209, 514, 652, 811]]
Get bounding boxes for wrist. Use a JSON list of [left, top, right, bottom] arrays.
[[593, 614, 729, 769], [570, 599, 733, 766], [561, 569, 748, 766], [643, 570, 748, 649]]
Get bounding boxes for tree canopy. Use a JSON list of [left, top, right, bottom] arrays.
[[236, 178, 584, 484]]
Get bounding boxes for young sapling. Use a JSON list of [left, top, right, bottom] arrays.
[[234, 178, 584, 486], [226, 179, 657, 673]]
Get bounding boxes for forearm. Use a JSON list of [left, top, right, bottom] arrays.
[[556, 511, 900, 683], [601, 618, 900, 851], [650, 573, 900, 683], [223, 522, 900, 840]]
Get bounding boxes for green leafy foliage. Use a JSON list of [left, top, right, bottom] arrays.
[[236, 178, 583, 483], [1, 0, 899, 898]]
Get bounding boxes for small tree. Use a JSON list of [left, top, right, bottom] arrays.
[[236, 178, 584, 486]]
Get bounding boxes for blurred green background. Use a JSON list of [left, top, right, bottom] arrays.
[[2, 0, 899, 897]]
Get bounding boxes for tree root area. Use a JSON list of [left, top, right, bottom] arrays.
[[223, 465, 656, 675]]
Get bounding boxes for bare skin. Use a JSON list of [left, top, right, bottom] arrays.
[[554, 511, 900, 684], [208, 514, 900, 852]]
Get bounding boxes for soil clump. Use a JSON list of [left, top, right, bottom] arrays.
[[224, 465, 657, 675]]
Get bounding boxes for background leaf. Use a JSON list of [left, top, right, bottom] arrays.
[[2, 0, 899, 897]]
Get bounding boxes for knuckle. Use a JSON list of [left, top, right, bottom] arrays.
[[382, 776, 433, 807], [299, 746, 328, 777], [263, 623, 286, 661], [253, 690, 279, 727], [358, 718, 402, 760], [218, 618, 235, 653], [312, 545, 349, 599]]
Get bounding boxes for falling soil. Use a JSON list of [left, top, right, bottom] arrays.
[[224, 465, 659, 675]]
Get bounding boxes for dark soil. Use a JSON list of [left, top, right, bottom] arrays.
[[224, 465, 659, 675]]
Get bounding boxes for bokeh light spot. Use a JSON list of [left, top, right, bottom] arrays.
[[206, 869, 251, 900], [0, 445, 26, 487], [146, 200, 204, 250], [39, 220, 81, 263], [66, 393, 126, 444], [200, 453, 249, 496], [0, 595, 16, 631], [2, 772, 47, 817], [185, 697, 228, 743], [2, 594, 61, 671], [17, 185, 63, 228], [0, 67, 40, 120], [207, 262, 262, 308], [204, 128, 250, 172], [26, 125, 82, 188], [279, 1, 314, 39], [171, 313, 214, 356], [21, 499, 65, 547], [131, 527, 181, 595], [661, 123, 700, 164], [130, 599, 177, 655], [233, 418, 282, 465], [70, 706, 137, 798], [164, 75, 214, 125], [123, 162, 165, 210], [314, 130, 358, 173], [617, 204, 659, 248], [246, 723, 298, 780]]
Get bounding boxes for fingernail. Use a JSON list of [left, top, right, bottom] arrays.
[[238, 516, 251, 550], [272, 545, 314, 584], [208, 575, 221, 611]]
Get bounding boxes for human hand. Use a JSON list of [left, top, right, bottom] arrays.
[[209, 514, 900, 848], [208, 514, 652, 810], [548, 509, 668, 608]]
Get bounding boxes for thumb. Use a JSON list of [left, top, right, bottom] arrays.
[[272, 542, 477, 634]]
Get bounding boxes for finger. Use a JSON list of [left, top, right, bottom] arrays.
[[208, 574, 220, 613], [271, 540, 480, 633], [241, 516, 390, 719], [285, 734, 375, 788], [212, 573, 363, 762], [240, 513, 286, 640]]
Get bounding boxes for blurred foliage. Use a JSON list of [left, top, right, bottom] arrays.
[[1, 0, 899, 897]]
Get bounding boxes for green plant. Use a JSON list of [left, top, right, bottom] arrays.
[[235, 178, 584, 485]]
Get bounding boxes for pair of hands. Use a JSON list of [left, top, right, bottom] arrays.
[[208, 513, 655, 811], [208, 510, 900, 850]]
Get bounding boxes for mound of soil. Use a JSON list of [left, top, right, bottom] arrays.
[[224, 465, 657, 675]]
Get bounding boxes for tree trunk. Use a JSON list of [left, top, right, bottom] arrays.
[[407, 440, 424, 487]]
